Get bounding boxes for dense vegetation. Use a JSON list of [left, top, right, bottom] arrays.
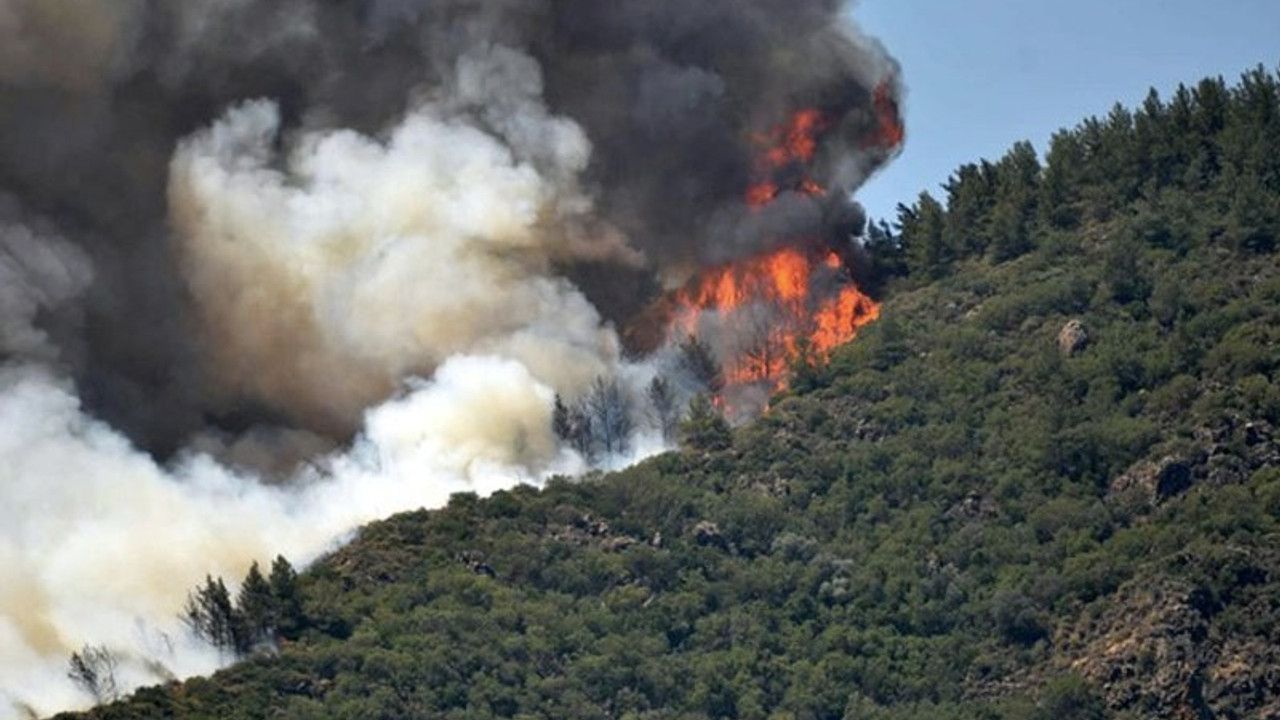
[[61, 66, 1280, 720]]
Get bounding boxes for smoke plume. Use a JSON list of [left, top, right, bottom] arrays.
[[0, 0, 900, 715]]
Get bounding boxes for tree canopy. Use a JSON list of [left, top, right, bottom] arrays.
[[57, 65, 1280, 720]]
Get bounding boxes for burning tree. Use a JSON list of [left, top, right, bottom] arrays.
[[669, 244, 880, 413], [659, 97, 898, 415], [676, 336, 724, 395]]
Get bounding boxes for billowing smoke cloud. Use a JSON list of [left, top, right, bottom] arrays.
[[168, 46, 617, 434], [0, 0, 899, 715], [0, 355, 567, 717], [0, 198, 94, 363]]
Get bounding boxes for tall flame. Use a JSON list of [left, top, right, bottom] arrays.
[[672, 246, 879, 389], [666, 105, 887, 405]]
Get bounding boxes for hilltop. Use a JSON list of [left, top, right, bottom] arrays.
[[57, 66, 1280, 720]]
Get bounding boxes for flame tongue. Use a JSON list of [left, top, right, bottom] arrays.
[[745, 108, 830, 208], [866, 82, 905, 150], [672, 246, 879, 391], [665, 104, 888, 408]]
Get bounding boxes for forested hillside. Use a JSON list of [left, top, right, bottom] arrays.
[[59, 67, 1280, 720]]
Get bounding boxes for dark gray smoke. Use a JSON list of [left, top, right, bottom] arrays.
[[0, 0, 900, 454], [537, 0, 898, 265], [0, 4, 901, 714]]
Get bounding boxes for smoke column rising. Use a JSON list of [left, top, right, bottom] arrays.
[[0, 0, 900, 715]]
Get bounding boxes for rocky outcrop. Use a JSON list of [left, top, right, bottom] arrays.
[[1059, 551, 1280, 720], [1058, 319, 1090, 356], [1195, 417, 1280, 486], [692, 520, 728, 550], [1111, 455, 1196, 504], [549, 511, 638, 552], [1060, 579, 1211, 718], [1111, 416, 1278, 510], [944, 493, 1000, 522]]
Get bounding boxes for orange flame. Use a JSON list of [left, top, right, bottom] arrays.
[[813, 279, 881, 351], [865, 82, 904, 150], [671, 247, 879, 390], [745, 108, 830, 208], [665, 105, 884, 407], [744, 182, 779, 208]]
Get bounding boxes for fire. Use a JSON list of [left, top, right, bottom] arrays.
[[671, 246, 879, 390], [813, 275, 881, 351], [663, 98, 893, 407], [745, 108, 829, 208], [865, 82, 905, 150]]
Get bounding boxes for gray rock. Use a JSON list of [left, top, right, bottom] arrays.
[[1058, 319, 1090, 356]]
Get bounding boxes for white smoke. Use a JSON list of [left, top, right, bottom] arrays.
[[0, 354, 572, 718], [169, 46, 617, 434], [0, 45, 651, 719], [0, 0, 906, 710]]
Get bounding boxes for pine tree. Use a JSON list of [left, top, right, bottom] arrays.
[[677, 335, 724, 395], [787, 338, 829, 394], [862, 218, 906, 284], [679, 394, 731, 451], [553, 392, 597, 460], [898, 191, 949, 279], [942, 161, 996, 257], [235, 561, 277, 653], [988, 141, 1041, 262], [1223, 169, 1279, 253], [183, 575, 237, 653], [552, 394, 574, 443], [1039, 129, 1086, 229], [269, 555, 305, 641]]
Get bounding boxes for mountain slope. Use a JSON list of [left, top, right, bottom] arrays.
[[58, 67, 1280, 720]]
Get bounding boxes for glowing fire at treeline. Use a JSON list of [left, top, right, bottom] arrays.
[[670, 248, 880, 387], [667, 82, 902, 398]]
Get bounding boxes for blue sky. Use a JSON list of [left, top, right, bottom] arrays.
[[850, 0, 1280, 223]]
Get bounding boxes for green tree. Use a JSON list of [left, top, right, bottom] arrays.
[[679, 394, 731, 451], [1033, 675, 1107, 720], [1039, 129, 1086, 229], [1103, 231, 1152, 305], [269, 555, 305, 641], [942, 161, 997, 257], [863, 217, 906, 283], [183, 575, 237, 654], [787, 338, 830, 394], [236, 561, 277, 653], [1222, 169, 1278, 253], [988, 141, 1041, 262], [899, 191, 950, 279]]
